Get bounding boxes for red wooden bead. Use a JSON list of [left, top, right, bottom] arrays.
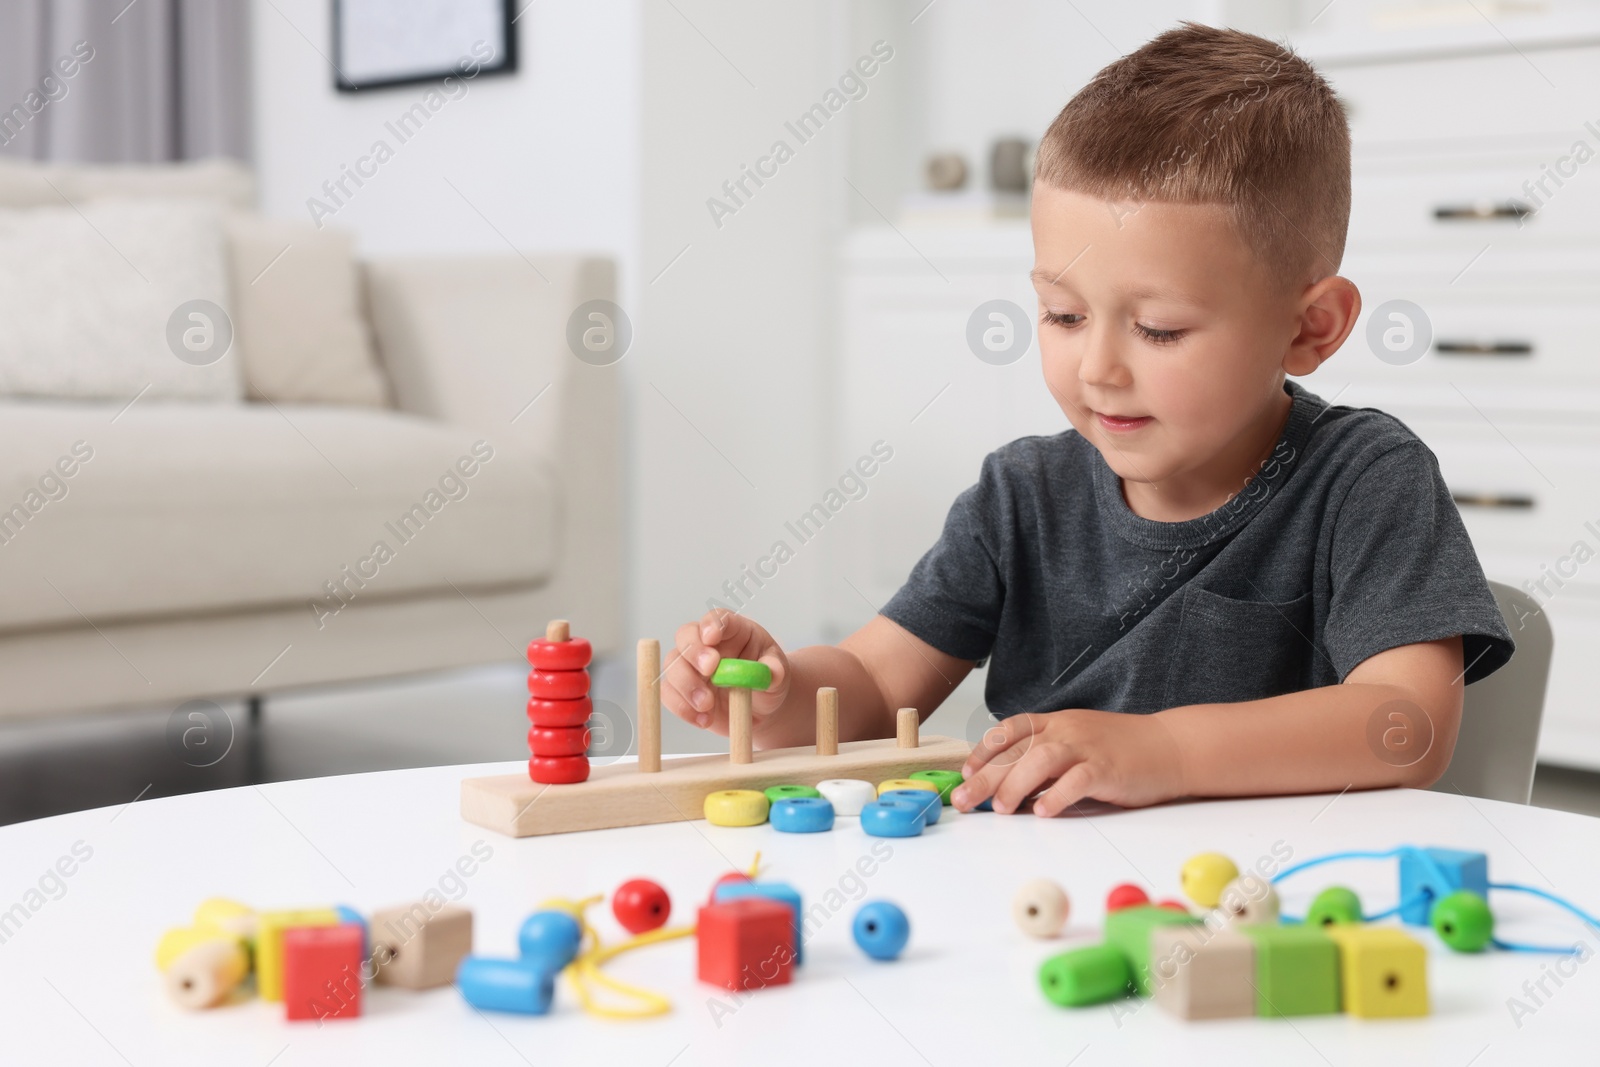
[[707, 871, 752, 905], [1106, 884, 1150, 912], [526, 696, 593, 728], [1155, 899, 1191, 913], [526, 635, 593, 672], [527, 668, 589, 700], [612, 879, 672, 935], [528, 724, 591, 757], [696, 898, 795, 991], [529, 755, 590, 784], [282, 924, 363, 1022]]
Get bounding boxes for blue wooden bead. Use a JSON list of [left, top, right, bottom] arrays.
[[770, 796, 835, 833], [456, 955, 556, 1014], [517, 909, 582, 970], [853, 901, 910, 960], [879, 789, 942, 825], [713, 880, 805, 964], [860, 799, 926, 838]]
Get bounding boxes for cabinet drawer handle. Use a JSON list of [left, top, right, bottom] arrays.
[[1450, 491, 1535, 509], [1435, 340, 1533, 357], [1433, 200, 1532, 221]]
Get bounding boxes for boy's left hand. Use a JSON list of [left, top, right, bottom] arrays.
[[951, 709, 1186, 816]]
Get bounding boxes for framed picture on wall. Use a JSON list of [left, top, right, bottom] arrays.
[[332, 0, 518, 92]]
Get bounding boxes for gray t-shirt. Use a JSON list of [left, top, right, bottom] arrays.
[[880, 378, 1515, 718]]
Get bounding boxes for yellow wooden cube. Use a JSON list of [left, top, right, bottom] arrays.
[[1323, 925, 1429, 1018], [256, 908, 341, 1001]]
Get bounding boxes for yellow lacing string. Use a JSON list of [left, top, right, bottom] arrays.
[[537, 852, 762, 1021]]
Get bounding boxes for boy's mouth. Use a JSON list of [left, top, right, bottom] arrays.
[[1095, 411, 1152, 432]]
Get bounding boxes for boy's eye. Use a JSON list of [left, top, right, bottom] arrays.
[[1041, 310, 1083, 328], [1135, 323, 1185, 345]]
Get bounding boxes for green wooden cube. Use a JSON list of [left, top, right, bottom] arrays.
[[1103, 905, 1202, 996], [1237, 924, 1341, 1016]]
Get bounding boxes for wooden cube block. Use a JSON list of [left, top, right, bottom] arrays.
[[1103, 904, 1202, 996], [282, 925, 364, 1022], [369, 903, 474, 990], [1324, 925, 1429, 1018], [1149, 926, 1256, 1020], [256, 908, 340, 1002], [1397, 848, 1488, 926], [696, 898, 795, 992], [1237, 924, 1341, 1016]]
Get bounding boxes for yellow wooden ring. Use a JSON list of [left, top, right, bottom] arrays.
[[704, 789, 770, 827], [877, 778, 940, 797]]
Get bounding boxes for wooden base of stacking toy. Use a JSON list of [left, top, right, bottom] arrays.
[[461, 734, 969, 838], [462, 625, 969, 838]]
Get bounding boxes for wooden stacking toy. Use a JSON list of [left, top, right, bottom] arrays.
[[526, 619, 594, 784], [462, 626, 968, 837]]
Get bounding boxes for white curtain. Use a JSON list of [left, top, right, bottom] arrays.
[[0, 0, 251, 162]]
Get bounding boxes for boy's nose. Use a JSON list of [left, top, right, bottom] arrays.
[[1077, 335, 1130, 390]]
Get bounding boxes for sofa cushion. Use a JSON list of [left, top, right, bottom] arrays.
[[0, 401, 556, 631], [0, 157, 255, 210], [224, 215, 391, 408], [0, 198, 242, 401]]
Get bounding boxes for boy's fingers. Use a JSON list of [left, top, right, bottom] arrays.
[[962, 713, 1038, 778], [1032, 763, 1096, 818], [950, 758, 1006, 812], [662, 674, 727, 734], [992, 745, 1075, 815]]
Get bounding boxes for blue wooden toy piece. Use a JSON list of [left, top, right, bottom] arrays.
[[879, 788, 942, 825], [457, 956, 556, 1014], [517, 909, 583, 970], [853, 901, 910, 960], [770, 796, 835, 834], [334, 904, 368, 958], [860, 798, 927, 838], [713, 880, 805, 963], [1397, 848, 1488, 926]]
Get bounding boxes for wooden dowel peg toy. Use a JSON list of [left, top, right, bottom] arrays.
[[816, 687, 838, 756], [712, 658, 771, 765], [162, 937, 249, 1010], [897, 707, 919, 748], [638, 639, 661, 773]]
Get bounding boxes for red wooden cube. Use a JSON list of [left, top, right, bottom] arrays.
[[282, 924, 364, 1022], [696, 898, 795, 992]]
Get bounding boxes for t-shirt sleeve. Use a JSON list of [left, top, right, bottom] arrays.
[[1325, 440, 1515, 685], [878, 453, 1006, 663]]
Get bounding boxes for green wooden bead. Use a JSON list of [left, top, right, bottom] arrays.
[[1103, 905, 1201, 996], [764, 784, 822, 803], [1305, 886, 1364, 929], [1431, 890, 1493, 952], [909, 769, 963, 805], [710, 658, 772, 690], [1038, 943, 1133, 1007]]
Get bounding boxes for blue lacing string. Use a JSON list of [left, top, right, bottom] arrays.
[[1270, 848, 1592, 955]]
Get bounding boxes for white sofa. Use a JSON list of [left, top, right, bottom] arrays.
[[0, 164, 622, 720]]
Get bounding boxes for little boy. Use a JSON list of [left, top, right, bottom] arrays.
[[663, 23, 1515, 816]]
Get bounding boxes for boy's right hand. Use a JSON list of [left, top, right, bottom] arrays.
[[664, 610, 790, 736]]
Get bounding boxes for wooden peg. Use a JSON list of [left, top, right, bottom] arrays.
[[816, 687, 839, 756], [729, 689, 753, 764], [546, 619, 570, 642], [638, 639, 661, 773], [897, 708, 919, 749]]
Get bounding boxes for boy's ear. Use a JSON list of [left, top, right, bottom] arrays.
[[1283, 275, 1361, 376]]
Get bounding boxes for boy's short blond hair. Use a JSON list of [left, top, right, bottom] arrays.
[[1033, 22, 1350, 289]]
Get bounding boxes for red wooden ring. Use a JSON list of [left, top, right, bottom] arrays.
[[526, 696, 593, 728], [526, 636, 593, 672], [527, 668, 589, 700], [528, 724, 591, 757], [529, 755, 590, 785]]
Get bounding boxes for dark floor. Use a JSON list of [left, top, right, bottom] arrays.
[[3, 664, 1599, 825]]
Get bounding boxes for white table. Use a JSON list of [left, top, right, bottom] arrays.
[[1, 761, 1595, 1065]]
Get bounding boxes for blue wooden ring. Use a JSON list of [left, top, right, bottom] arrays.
[[879, 789, 942, 825], [770, 796, 835, 833], [860, 799, 926, 838]]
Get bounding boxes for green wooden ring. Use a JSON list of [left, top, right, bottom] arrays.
[[764, 784, 823, 803], [909, 769, 964, 805], [711, 658, 773, 690]]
